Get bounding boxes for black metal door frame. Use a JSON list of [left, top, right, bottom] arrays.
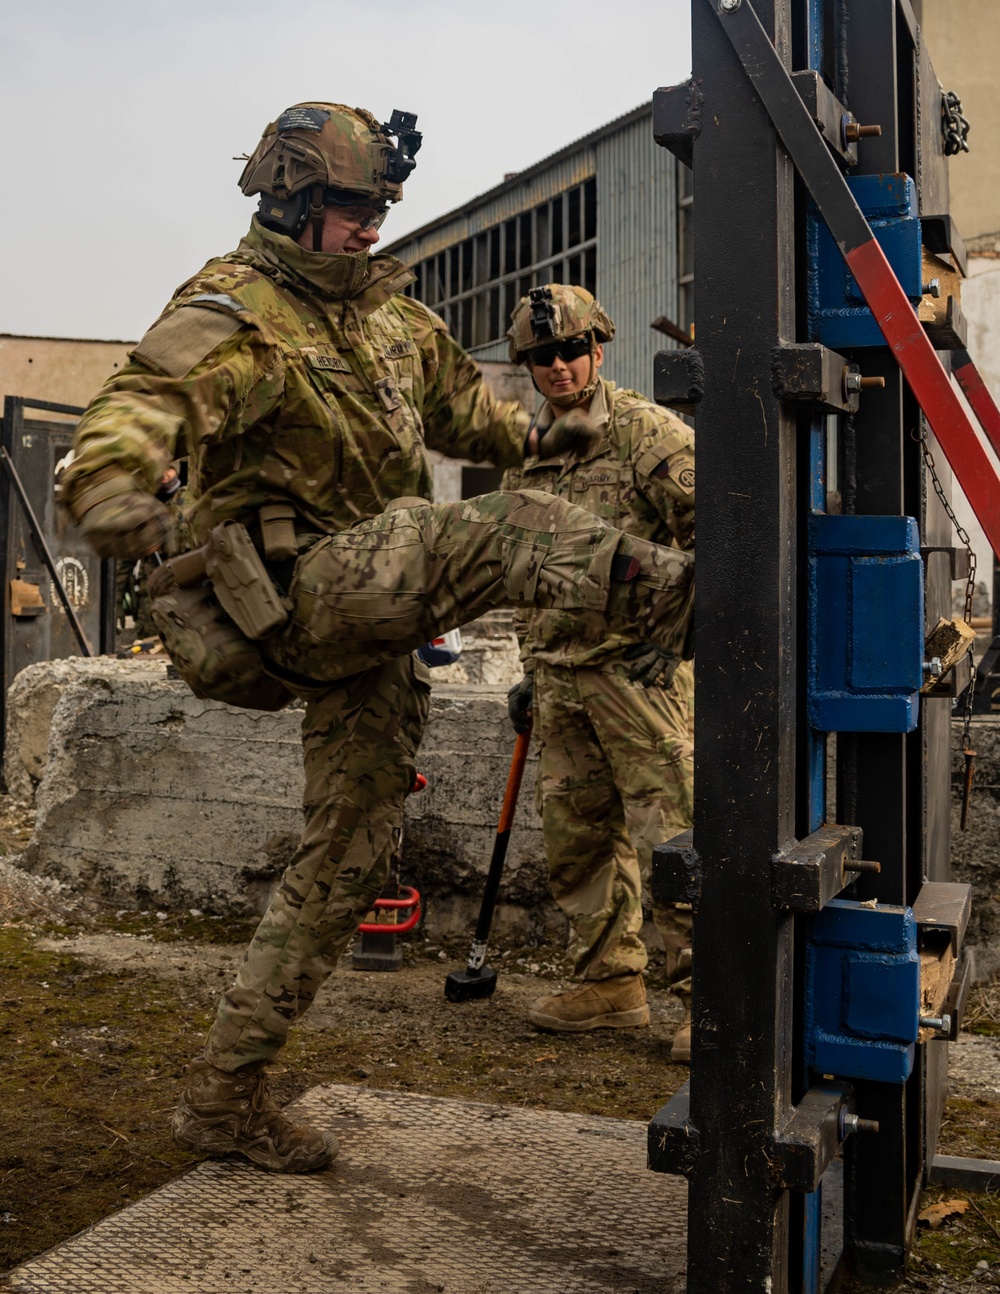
[[0, 396, 115, 769]]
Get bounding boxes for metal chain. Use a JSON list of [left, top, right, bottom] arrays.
[[910, 420, 977, 750], [942, 90, 971, 157]]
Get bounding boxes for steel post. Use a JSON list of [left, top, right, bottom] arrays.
[[657, 1, 967, 1288], [685, 0, 798, 1287]]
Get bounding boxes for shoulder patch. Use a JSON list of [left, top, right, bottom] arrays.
[[132, 305, 243, 379], [656, 461, 695, 493], [635, 438, 695, 493]]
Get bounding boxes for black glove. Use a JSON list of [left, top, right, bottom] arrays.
[[623, 643, 681, 689], [534, 410, 601, 459], [506, 673, 534, 734]]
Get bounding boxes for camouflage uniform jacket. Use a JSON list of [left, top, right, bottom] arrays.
[[63, 219, 530, 541], [503, 377, 694, 667]]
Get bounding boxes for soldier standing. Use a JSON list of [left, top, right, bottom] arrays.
[[504, 286, 695, 1062], [60, 106, 694, 1171]]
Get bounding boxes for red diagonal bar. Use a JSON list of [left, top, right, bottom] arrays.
[[847, 240, 1000, 556], [709, 0, 1000, 560], [952, 349, 1000, 460]]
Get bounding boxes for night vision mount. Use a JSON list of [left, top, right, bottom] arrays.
[[381, 109, 422, 184], [528, 286, 556, 341]]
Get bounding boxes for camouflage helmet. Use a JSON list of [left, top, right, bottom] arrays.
[[239, 104, 421, 242], [507, 285, 615, 365]]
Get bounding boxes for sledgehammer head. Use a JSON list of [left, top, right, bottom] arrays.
[[444, 965, 498, 1003]]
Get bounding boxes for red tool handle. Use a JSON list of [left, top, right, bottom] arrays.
[[358, 884, 422, 935], [496, 728, 532, 836]]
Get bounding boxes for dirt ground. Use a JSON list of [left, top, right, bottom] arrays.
[[1, 794, 998, 1292]]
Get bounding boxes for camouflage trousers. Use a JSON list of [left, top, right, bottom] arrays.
[[204, 489, 692, 1069], [205, 652, 430, 1070], [262, 489, 693, 684], [534, 657, 694, 982]]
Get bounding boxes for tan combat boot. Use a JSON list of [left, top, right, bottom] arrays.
[[171, 1058, 338, 1173], [528, 973, 650, 1032], [670, 973, 692, 1065], [670, 1011, 692, 1065], [663, 944, 692, 987]]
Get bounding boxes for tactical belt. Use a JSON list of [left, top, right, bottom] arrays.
[[157, 517, 291, 641]]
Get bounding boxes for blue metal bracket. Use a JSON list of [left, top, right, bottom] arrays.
[[808, 513, 923, 733], [805, 899, 921, 1084], [809, 173, 924, 348]]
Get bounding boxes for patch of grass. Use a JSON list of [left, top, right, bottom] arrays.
[[278, 1017, 680, 1124], [909, 1189, 1000, 1283], [105, 908, 263, 945], [938, 1096, 1000, 1161], [0, 926, 208, 1272], [1, 878, 998, 1290], [25, 908, 263, 947], [964, 974, 1000, 1039]]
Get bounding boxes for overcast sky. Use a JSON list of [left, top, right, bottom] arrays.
[[1, 0, 691, 342]]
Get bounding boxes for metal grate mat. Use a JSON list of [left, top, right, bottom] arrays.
[[7, 1084, 688, 1294]]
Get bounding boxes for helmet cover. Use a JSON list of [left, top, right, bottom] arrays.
[[239, 103, 418, 206], [507, 284, 615, 365]]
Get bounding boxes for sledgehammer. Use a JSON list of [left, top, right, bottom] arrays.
[[444, 725, 532, 1002]]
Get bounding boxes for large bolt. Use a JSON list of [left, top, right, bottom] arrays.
[[849, 859, 882, 874], [920, 1015, 952, 1034], [840, 1108, 880, 1139], [720, 0, 741, 10], [844, 121, 883, 141], [923, 279, 942, 298], [843, 369, 887, 397], [923, 656, 944, 680]]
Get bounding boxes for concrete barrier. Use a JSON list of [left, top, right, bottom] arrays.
[[4, 656, 553, 944], [7, 656, 999, 975]]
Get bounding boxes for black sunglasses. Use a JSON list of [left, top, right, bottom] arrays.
[[528, 336, 592, 367]]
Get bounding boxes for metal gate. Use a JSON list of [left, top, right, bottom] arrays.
[[648, 1, 991, 1289], [0, 395, 115, 764]]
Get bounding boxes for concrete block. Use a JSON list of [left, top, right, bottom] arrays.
[[19, 664, 306, 915], [427, 612, 523, 687], [8, 658, 552, 942], [3, 655, 167, 807]]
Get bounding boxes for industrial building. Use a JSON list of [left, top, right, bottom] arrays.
[[384, 103, 691, 403]]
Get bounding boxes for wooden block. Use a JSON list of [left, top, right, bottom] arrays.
[[10, 579, 45, 618], [921, 616, 977, 693]]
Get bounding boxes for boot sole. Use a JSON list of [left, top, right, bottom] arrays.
[[527, 1006, 651, 1032]]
